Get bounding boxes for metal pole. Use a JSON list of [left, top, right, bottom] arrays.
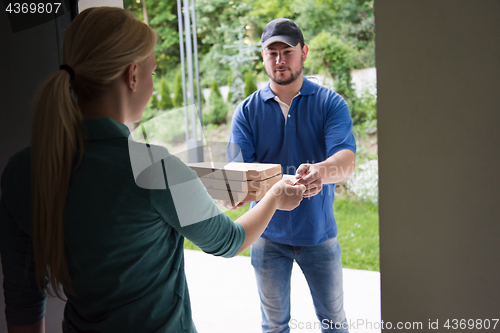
[[176, 0, 189, 144], [191, 0, 202, 128], [183, 0, 196, 143]]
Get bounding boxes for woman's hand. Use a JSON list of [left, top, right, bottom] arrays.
[[267, 178, 306, 211]]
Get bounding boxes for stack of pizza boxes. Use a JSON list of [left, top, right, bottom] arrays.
[[188, 162, 282, 203]]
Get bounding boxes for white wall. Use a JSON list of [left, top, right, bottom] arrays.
[[376, 0, 500, 330], [78, 0, 123, 12]]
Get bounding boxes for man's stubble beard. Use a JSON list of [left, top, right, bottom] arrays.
[[267, 59, 304, 86]]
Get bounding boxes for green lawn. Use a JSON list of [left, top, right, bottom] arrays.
[[334, 196, 379, 271], [184, 195, 379, 271]]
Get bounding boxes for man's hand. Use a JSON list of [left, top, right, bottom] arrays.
[[294, 164, 323, 198], [293, 150, 356, 198]]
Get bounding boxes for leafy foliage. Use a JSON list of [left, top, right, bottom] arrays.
[[217, 25, 260, 104], [227, 71, 233, 103], [308, 29, 376, 129], [149, 92, 159, 110], [173, 70, 184, 107], [159, 77, 174, 110], [210, 78, 222, 98], [196, 0, 254, 88], [349, 91, 377, 129], [124, 0, 375, 91], [142, 109, 187, 145], [348, 159, 378, 205], [141, 105, 158, 123], [244, 72, 258, 98], [309, 31, 356, 98], [193, 80, 205, 106], [203, 79, 228, 125], [123, 0, 180, 74], [247, 0, 297, 39]]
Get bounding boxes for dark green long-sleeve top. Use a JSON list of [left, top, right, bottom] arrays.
[[0, 117, 245, 332]]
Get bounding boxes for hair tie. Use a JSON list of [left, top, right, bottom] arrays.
[[60, 64, 75, 80]]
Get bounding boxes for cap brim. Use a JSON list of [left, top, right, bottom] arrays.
[[261, 36, 299, 49]]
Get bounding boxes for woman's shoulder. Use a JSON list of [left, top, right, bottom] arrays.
[[2, 147, 31, 186]]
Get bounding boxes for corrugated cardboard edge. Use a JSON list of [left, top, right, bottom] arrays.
[[187, 162, 282, 181]]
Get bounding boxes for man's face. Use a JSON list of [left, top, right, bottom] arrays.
[[262, 42, 308, 86]]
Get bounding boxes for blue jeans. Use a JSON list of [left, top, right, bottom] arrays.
[[251, 237, 348, 333]]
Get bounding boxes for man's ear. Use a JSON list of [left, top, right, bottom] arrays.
[[125, 63, 138, 92], [302, 44, 309, 62]]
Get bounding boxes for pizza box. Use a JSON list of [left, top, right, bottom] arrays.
[[204, 174, 282, 202], [187, 162, 282, 202], [188, 162, 281, 181]]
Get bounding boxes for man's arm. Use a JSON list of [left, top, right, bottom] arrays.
[[295, 149, 355, 197]]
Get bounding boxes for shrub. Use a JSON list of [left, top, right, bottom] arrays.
[[227, 71, 233, 103], [203, 79, 228, 125], [149, 93, 159, 110], [309, 31, 357, 99], [210, 78, 222, 98], [159, 77, 174, 110], [139, 108, 186, 145], [348, 159, 378, 205], [141, 106, 157, 123], [173, 71, 183, 107], [244, 72, 258, 98], [193, 80, 205, 106]]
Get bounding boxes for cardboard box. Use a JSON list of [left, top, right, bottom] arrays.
[[188, 162, 282, 202]]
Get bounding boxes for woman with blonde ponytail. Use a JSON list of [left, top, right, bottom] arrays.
[[0, 6, 304, 333]]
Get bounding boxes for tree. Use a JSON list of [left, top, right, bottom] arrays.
[[173, 70, 183, 107], [244, 72, 258, 98], [193, 80, 205, 107], [247, 0, 297, 40], [293, 0, 375, 68], [217, 25, 260, 104], [210, 78, 222, 98], [123, 0, 182, 74], [227, 71, 233, 103], [196, 0, 254, 88], [159, 77, 174, 110], [203, 79, 228, 125], [309, 31, 356, 99], [150, 92, 159, 109]]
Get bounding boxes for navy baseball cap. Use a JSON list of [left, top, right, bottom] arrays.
[[261, 18, 304, 49]]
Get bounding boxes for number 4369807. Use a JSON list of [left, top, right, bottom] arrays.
[[6, 2, 62, 14], [444, 319, 498, 330]]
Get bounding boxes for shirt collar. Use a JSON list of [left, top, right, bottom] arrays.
[[83, 117, 131, 141], [260, 76, 317, 102]]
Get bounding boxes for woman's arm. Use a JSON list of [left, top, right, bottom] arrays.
[[0, 154, 48, 333], [7, 319, 45, 333]]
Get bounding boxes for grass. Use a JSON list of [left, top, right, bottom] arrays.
[[334, 195, 379, 271], [184, 195, 379, 271]]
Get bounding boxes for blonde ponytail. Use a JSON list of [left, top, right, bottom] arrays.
[[30, 7, 157, 299], [31, 69, 83, 297]]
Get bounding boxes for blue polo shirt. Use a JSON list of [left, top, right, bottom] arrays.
[[228, 77, 356, 246]]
